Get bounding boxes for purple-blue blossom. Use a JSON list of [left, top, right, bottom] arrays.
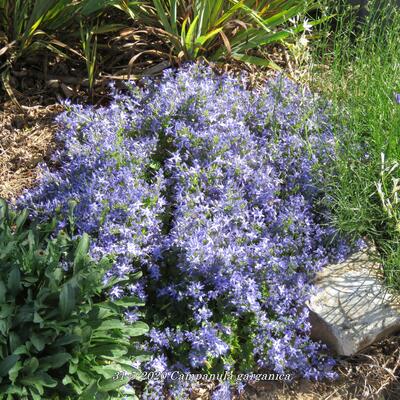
[[20, 64, 358, 398]]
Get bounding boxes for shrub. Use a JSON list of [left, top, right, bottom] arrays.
[[21, 64, 354, 398], [122, 0, 322, 67], [0, 199, 149, 399]]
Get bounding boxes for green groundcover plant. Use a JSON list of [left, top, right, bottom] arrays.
[[0, 199, 149, 400]]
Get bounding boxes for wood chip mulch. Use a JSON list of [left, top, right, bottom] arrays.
[[0, 101, 63, 201]]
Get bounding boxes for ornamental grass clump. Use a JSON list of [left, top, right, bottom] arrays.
[[21, 64, 353, 398]]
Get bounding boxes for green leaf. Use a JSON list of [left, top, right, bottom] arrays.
[[93, 319, 126, 331], [152, 0, 173, 34], [15, 209, 29, 232], [13, 345, 28, 355], [33, 312, 43, 324], [9, 332, 21, 353], [80, 382, 98, 400], [97, 376, 130, 392], [80, 0, 115, 17], [73, 233, 90, 272], [113, 297, 145, 307], [125, 321, 149, 337], [14, 304, 34, 325], [76, 368, 91, 385], [53, 334, 81, 347], [232, 53, 282, 70], [0, 198, 9, 222], [185, 15, 199, 56], [91, 23, 125, 34], [8, 360, 23, 383], [59, 283, 76, 319], [30, 333, 46, 352], [62, 374, 73, 386], [7, 267, 21, 295], [0, 280, 7, 304], [21, 371, 57, 388], [90, 344, 128, 357], [0, 241, 15, 260], [39, 353, 71, 370], [0, 320, 8, 336], [0, 355, 19, 377]]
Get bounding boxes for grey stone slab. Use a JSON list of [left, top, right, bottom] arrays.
[[308, 248, 400, 355]]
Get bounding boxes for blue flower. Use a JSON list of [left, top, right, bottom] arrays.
[[20, 63, 359, 398]]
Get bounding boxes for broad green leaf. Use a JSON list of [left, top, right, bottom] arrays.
[[80, 382, 98, 400], [59, 283, 76, 319], [0, 320, 8, 336], [39, 353, 71, 370], [0, 242, 15, 260], [30, 333, 46, 352], [90, 344, 128, 357], [76, 368, 91, 385], [15, 209, 28, 231], [9, 332, 21, 353], [13, 345, 28, 355], [97, 376, 130, 392], [0, 304, 13, 318], [7, 267, 21, 295], [52, 333, 81, 347], [125, 321, 149, 337], [73, 232, 90, 272], [21, 371, 57, 388], [92, 319, 125, 331], [0, 355, 19, 377], [113, 297, 145, 307], [8, 360, 22, 383]]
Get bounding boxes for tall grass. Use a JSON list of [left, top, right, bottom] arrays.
[[312, 0, 400, 289]]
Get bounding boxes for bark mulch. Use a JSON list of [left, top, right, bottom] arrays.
[[0, 101, 63, 201]]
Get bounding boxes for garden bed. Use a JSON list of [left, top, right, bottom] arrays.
[[1, 65, 399, 399], [1, 1, 400, 398]]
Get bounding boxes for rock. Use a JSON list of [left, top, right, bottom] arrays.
[[308, 247, 400, 355]]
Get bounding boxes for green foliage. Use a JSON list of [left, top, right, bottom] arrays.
[[0, 0, 122, 100], [123, 0, 323, 67], [312, 0, 400, 290], [0, 199, 149, 400]]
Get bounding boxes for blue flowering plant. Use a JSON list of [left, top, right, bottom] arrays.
[[21, 64, 355, 398]]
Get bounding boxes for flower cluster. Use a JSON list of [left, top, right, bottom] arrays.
[[21, 64, 353, 398]]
